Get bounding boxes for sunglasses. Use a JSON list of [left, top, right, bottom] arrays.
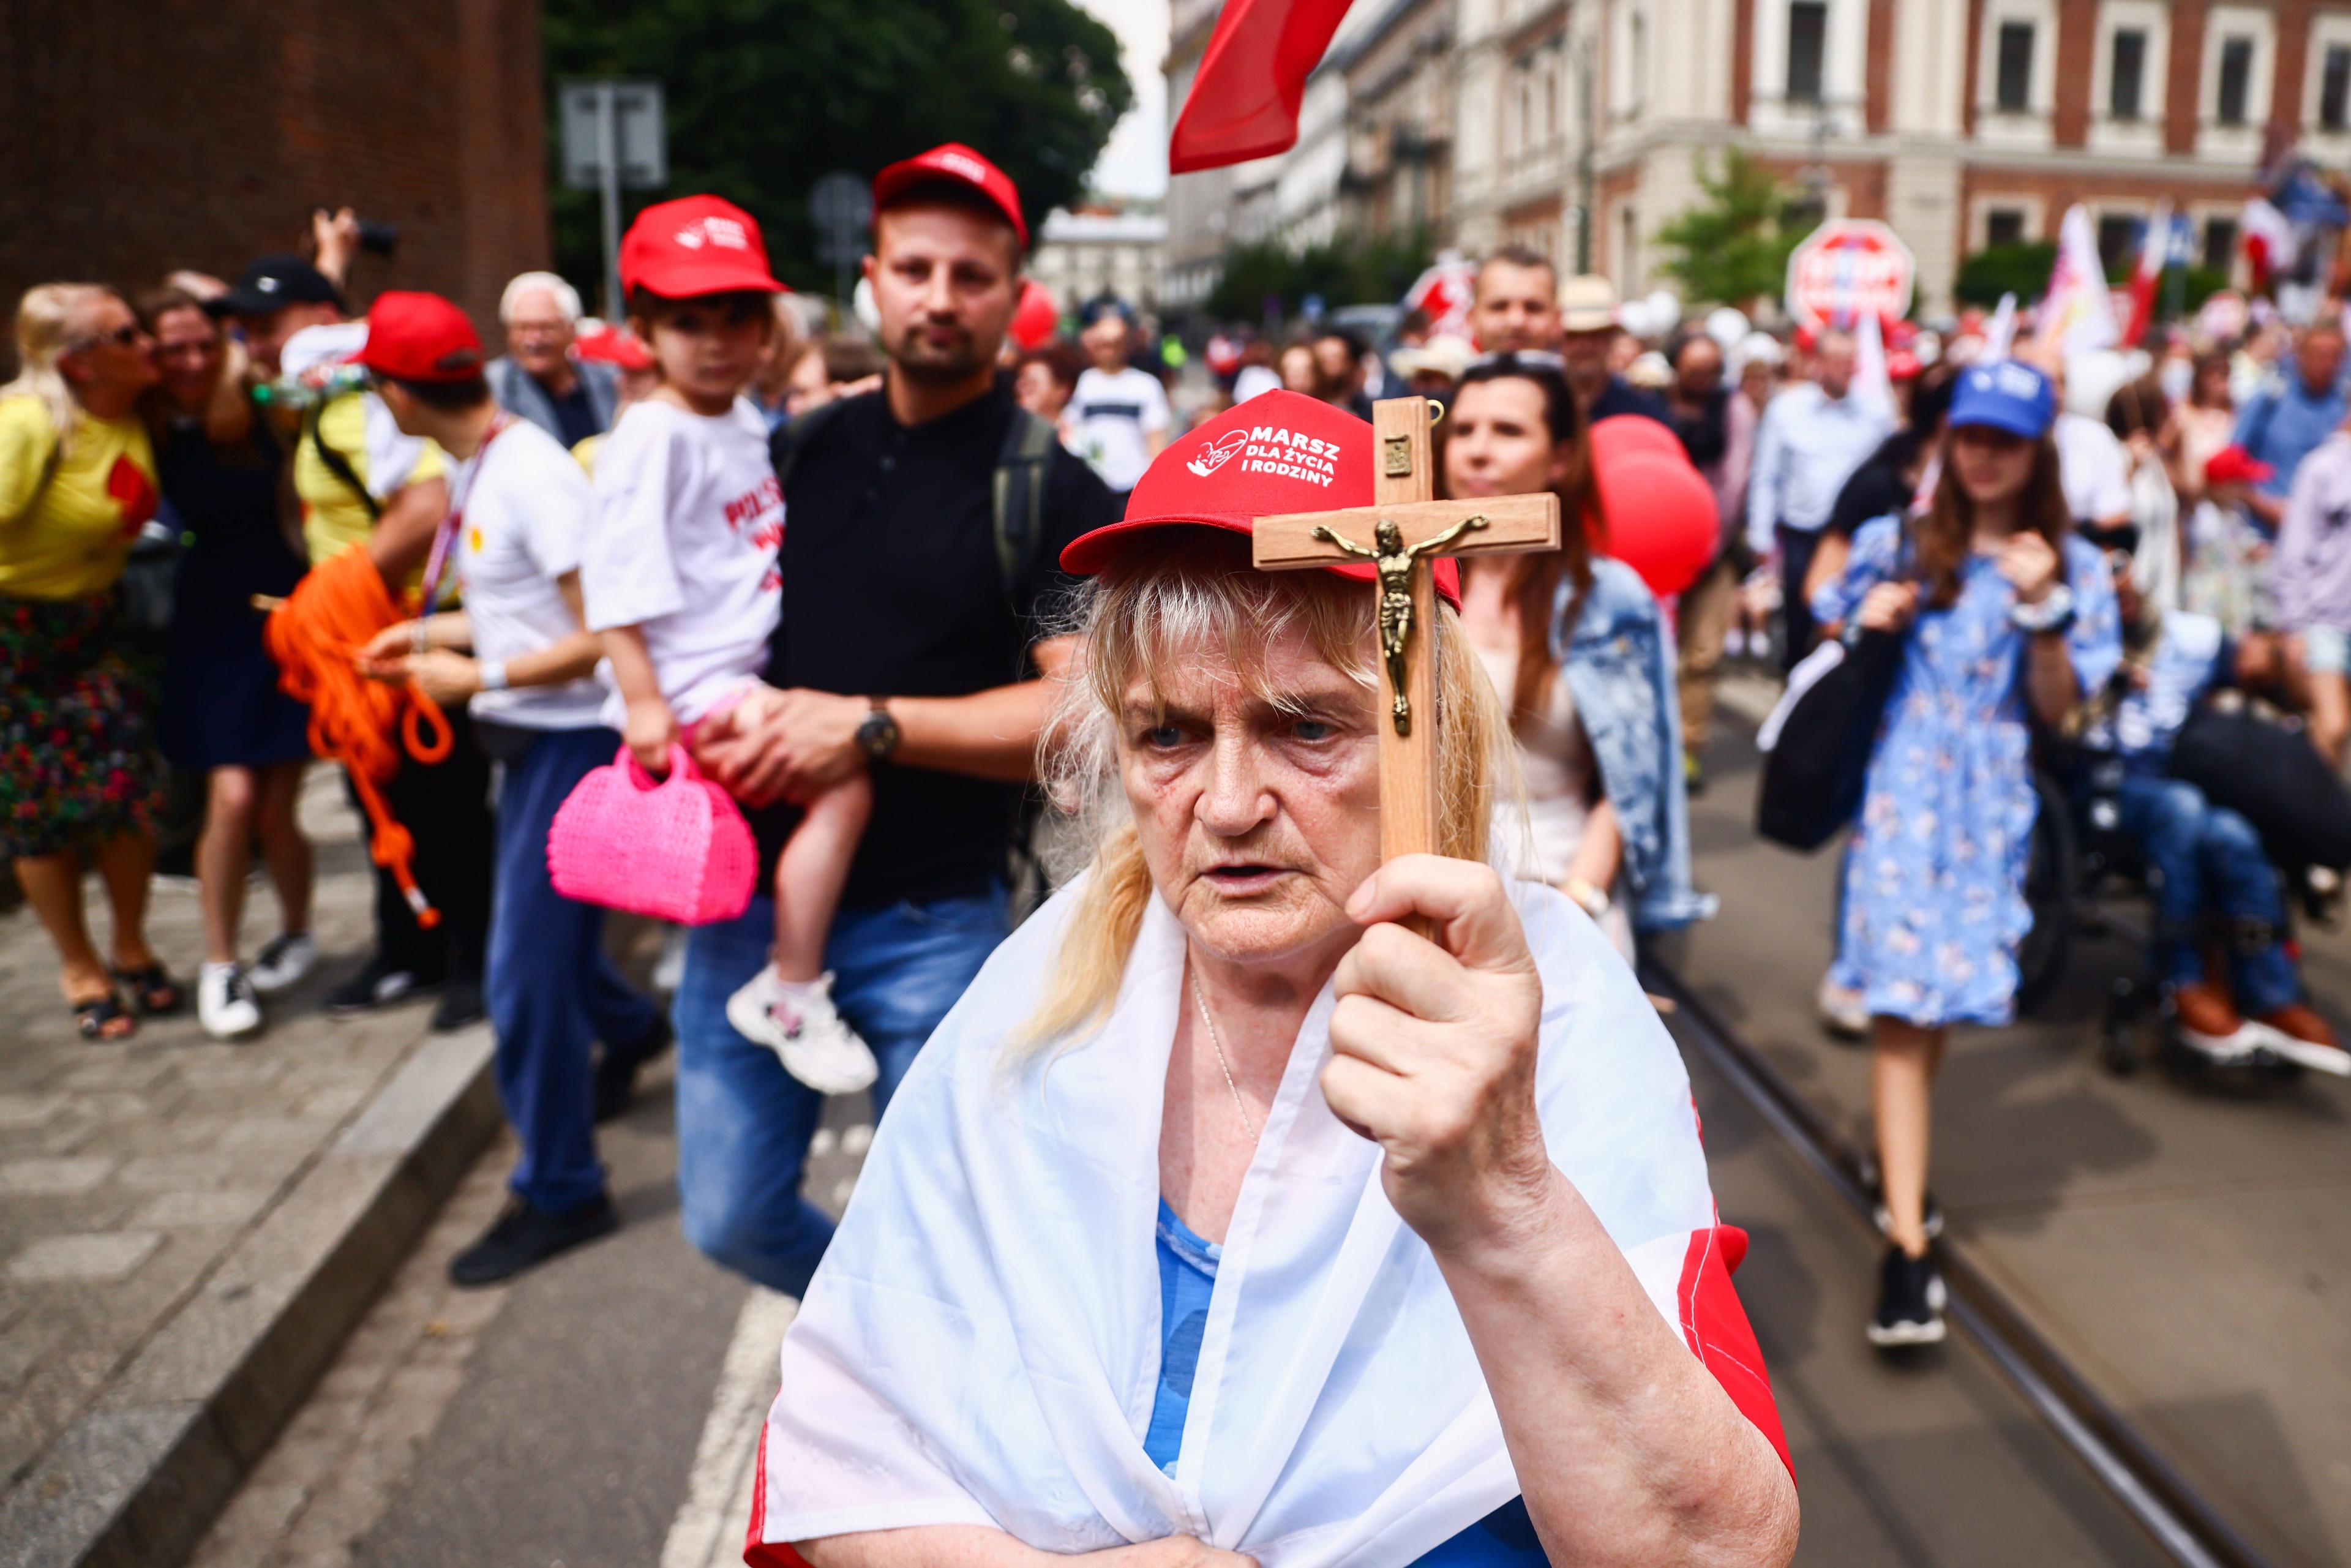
[[75, 323, 146, 351]]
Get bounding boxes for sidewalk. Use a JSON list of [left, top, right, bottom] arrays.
[[0, 768, 499, 1568]]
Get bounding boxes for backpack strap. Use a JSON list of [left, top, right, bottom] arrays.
[[992, 408, 1057, 606], [767, 395, 1054, 609], [302, 399, 381, 522], [767, 396, 848, 495]]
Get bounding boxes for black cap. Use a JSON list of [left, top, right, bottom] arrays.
[[211, 255, 344, 318]]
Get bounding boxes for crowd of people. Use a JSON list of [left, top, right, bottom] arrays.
[[12, 129, 2351, 1562]]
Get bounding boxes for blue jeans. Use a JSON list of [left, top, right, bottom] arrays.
[[2113, 771, 2300, 1016], [486, 726, 664, 1214], [672, 883, 1010, 1294]]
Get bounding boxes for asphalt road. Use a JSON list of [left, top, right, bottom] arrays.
[[1676, 677, 2351, 1567]]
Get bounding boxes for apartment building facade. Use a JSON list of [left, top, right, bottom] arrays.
[[1169, 0, 2351, 315]]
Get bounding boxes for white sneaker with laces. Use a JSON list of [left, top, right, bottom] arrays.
[[726, 969, 879, 1095], [249, 932, 319, 995], [198, 964, 263, 1041]]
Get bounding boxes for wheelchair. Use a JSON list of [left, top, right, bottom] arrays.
[[2019, 756, 2344, 1079]]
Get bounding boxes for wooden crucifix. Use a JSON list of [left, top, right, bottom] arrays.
[[1255, 396, 1561, 861]]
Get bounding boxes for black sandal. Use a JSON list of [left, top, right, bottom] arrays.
[[75, 991, 136, 1041], [110, 963, 184, 1016]]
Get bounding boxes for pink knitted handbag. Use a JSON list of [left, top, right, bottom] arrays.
[[547, 745, 759, 925]]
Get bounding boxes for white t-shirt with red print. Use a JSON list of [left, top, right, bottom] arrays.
[[581, 397, 782, 727]]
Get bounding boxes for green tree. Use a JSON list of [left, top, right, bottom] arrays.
[[1952, 241, 2057, 307], [1652, 148, 1809, 309], [542, 0, 1131, 302], [1202, 229, 1434, 326]]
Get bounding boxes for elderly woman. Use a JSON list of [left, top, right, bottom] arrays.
[[749, 392, 1796, 1567], [0, 284, 178, 1038]]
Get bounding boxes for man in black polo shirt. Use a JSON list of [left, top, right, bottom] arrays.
[[683, 144, 1119, 1292]]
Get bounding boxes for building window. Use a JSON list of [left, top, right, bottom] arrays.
[[2097, 214, 2139, 273], [1786, 1, 1827, 103], [2323, 45, 2351, 131], [2218, 35, 2254, 126], [1996, 21, 2035, 112], [2110, 29, 2146, 119], [1987, 208, 2028, 247], [2204, 217, 2239, 272]]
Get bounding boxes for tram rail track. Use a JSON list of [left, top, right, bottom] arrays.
[[1643, 957, 2281, 1568]]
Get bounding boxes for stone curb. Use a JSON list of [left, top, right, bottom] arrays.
[[0, 1026, 500, 1568]]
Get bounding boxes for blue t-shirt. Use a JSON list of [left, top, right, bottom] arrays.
[[1148, 1200, 1550, 1564], [2237, 373, 2351, 498]]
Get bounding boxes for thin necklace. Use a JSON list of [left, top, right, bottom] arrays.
[[1189, 972, 1258, 1141]]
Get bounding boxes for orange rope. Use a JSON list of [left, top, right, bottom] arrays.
[[263, 548, 454, 928]]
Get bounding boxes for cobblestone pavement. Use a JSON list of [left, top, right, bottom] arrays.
[[0, 770, 457, 1531]]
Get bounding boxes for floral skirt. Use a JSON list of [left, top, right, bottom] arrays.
[[0, 593, 165, 860]]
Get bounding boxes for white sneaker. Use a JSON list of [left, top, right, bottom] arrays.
[[1817, 973, 1870, 1040], [198, 964, 263, 1041], [249, 932, 318, 994], [652, 925, 688, 996], [726, 969, 879, 1095]]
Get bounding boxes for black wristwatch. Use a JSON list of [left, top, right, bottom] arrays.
[[857, 697, 901, 763]]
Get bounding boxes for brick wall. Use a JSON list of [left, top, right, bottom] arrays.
[[0, 0, 548, 367]]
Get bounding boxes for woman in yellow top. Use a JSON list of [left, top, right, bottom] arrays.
[[0, 283, 181, 1038]]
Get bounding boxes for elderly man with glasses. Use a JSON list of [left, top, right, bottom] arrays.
[[487, 272, 618, 449]]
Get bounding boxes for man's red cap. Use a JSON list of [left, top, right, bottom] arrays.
[[351, 291, 485, 383], [1060, 390, 1463, 607], [2205, 444, 2275, 486], [618, 195, 784, 300], [872, 143, 1029, 249]]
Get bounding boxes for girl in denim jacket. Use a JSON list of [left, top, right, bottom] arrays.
[[1444, 355, 1712, 955]]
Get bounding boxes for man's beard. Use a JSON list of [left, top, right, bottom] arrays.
[[891, 321, 990, 384]]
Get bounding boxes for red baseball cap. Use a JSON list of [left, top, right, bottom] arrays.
[[872, 143, 1029, 249], [2205, 445, 2275, 486], [1060, 390, 1462, 607], [351, 291, 484, 383], [618, 195, 784, 299], [574, 324, 655, 373]]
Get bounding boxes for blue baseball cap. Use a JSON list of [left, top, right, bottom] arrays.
[[1948, 359, 2056, 440]]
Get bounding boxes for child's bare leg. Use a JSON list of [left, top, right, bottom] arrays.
[[770, 771, 875, 982]]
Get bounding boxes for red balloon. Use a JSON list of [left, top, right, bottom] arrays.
[[1590, 448, 1718, 598], [1588, 413, 1684, 463], [1011, 281, 1060, 350]]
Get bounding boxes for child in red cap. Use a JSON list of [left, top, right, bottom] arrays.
[[579, 195, 877, 1097]]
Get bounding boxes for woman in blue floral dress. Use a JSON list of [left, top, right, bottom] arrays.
[[1813, 360, 2120, 1349]]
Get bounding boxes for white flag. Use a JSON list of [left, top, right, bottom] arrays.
[[1984, 292, 2019, 359], [2042, 204, 2120, 359]]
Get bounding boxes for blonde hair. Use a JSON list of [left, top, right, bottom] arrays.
[[1016, 534, 1517, 1060], [3, 283, 110, 459]]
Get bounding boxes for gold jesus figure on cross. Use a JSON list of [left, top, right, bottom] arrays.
[[1256, 397, 1562, 864], [1311, 514, 1491, 737]]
